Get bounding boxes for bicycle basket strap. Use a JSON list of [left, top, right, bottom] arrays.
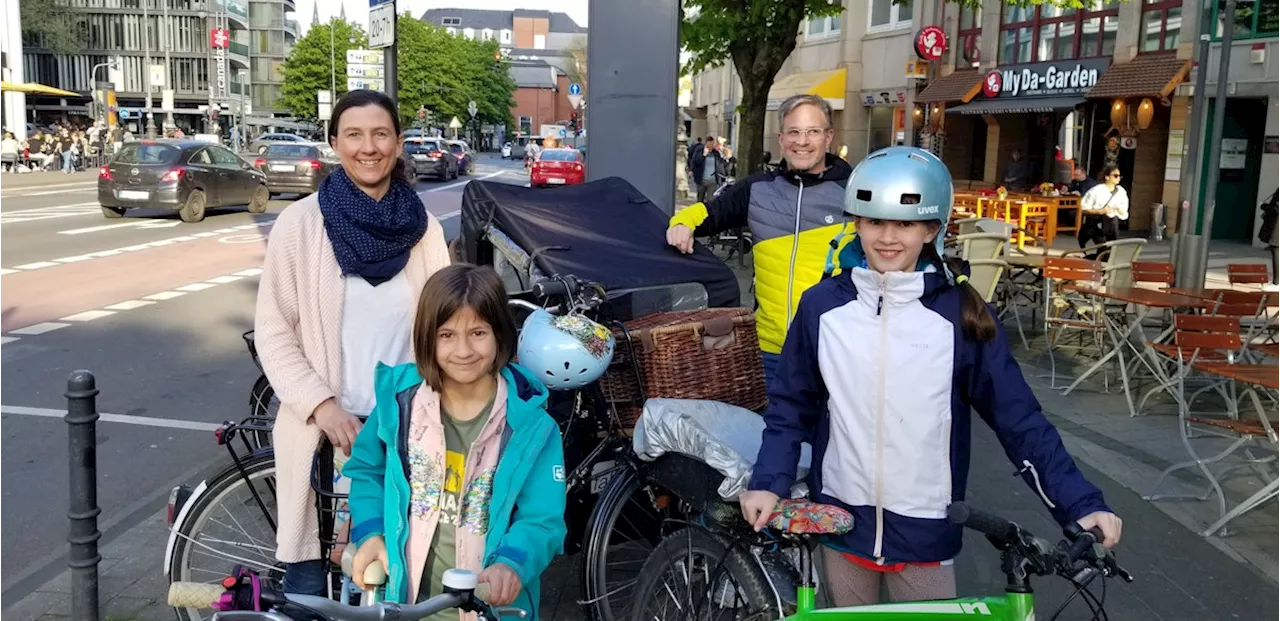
[[768, 499, 853, 535]]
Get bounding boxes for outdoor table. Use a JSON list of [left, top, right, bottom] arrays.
[[1061, 286, 1212, 417]]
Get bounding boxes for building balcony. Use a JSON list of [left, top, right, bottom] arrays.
[[284, 19, 298, 37], [282, 0, 296, 11], [229, 41, 250, 65], [227, 0, 250, 28]]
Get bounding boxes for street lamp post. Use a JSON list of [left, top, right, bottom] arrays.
[[163, 0, 172, 130], [143, 0, 157, 138]]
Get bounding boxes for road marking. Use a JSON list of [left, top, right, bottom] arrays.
[[58, 222, 141, 236], [1, 336, 20, 345], [234, 267, 264, 277], [0, 202, 101, 224], [13, 261, 59, 270], [176, 283, 216, 292], [144, 291, 187, 301], [55, 255, 93, 263], [60, 310, 117, 322], [206, 275, 244, 284], [8, 322, 70, 335], [0, 269, 17, 276], [0, 180, 98, 195], [426, 171, 504, 193], [104, 300, 156, 310], [0, 405, 220, 432]]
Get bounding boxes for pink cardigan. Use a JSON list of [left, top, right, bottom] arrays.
[[254, 192, 451, 563]]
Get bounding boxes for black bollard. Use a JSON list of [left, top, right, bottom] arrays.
[[65, 370, 102, 621]]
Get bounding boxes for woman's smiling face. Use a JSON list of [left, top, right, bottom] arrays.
[[331, 103, 402, 199]]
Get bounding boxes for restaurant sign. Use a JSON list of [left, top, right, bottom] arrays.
[[982, 58, 1110, 98]]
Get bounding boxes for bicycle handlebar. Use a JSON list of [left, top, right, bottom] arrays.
[[946, 502, 1019, 542]]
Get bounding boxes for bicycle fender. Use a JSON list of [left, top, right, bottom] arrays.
[[163, 479, 210, 576]]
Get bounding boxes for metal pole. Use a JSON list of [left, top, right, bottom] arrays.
[[163, 0, 172, 130], [385, 10, 398, 105], [1174, 32, 1213, 287], [66, 370, 101, 621], [144, 0, 156, 138], [1193, 0, 1236, 286]]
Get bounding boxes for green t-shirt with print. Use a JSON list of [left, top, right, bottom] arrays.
[[416, 393, 495, 619]]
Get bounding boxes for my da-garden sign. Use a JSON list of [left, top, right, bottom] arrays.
[[982, 58, 1110, 98]]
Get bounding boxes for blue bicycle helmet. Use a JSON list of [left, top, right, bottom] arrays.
[[843, 146, 954, 260], [518, 309, 615, 390]]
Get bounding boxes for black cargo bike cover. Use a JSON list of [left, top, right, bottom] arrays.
[[459, 176, 741, 308]]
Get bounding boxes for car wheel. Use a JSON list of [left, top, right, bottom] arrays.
[[101, 206, 126, 218], [248, 185, 269, 214], [180, 190, 207, 223]]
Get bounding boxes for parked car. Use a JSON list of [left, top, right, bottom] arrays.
[[253, 142, 340, 196], [98, 139, 268, 223], [446, 140, 474, 175], [402, 137, 458, 181], [247, 133, 307, 154], [530, 148, 585, 187]]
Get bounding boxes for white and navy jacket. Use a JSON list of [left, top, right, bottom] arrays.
[[748, 248, 1110, 564]]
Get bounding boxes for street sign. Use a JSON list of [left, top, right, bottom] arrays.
[[150, 64, 166, 87], [467, 100, 478, 118], [161, 89, 174, 112], [119, 109, 131, 119], [346, 49, 385, 65], [318, 103, 332, 121], [559, 128, 567, 138], [318, 90, 332, 104], [449, 116, 462, 129], [568, 83, 582, 96], [347, 78, 386, 91], [568, 94, 583, 109], [369, 0, 396, 49]]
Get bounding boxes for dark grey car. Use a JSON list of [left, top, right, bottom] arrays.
[[402, 138, 458, 181], [253, 143, 340, 196], [97, 140, 269, 223]]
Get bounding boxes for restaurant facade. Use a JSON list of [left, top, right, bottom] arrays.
[[916, 0, 1192, 233]]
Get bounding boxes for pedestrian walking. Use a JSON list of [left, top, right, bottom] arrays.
[[1078, 164, 1128, 259]]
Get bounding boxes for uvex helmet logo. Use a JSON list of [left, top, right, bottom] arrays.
[[918, 205, 940, 215], [983, 71, 1002, 98]]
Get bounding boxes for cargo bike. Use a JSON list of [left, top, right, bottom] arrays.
[[163, 176, 764, 621]]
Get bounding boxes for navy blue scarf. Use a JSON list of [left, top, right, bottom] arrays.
[[318, 168, 428, 286]]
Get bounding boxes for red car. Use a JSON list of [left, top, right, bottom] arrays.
[[530, 148, 585, 187]]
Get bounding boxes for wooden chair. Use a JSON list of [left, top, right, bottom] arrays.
[[1066, 238, 1146, 288], [1132, 261, 1175, 287], [1227, 263, 1270, 287], [1042, 257, 1105, 388]]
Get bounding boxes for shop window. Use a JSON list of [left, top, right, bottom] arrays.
[[999, 0, 1117, 63], [1213, 0, 1278, 40], [806, 14, 842, 39], [870, 0, 912, 32], [1140, 0, 1182, 52], [956, 1, 982, 67]]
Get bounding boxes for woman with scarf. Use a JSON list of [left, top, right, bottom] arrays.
[[255, 89, 452, 595]]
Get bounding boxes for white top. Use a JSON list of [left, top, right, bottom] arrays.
[[339, 271, 416, 418], [1081, 183, 1129, 220]]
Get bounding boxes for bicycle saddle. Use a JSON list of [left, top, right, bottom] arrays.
[[767, 499, 853, 535]]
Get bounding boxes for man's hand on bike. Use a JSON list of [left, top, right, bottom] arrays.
[[666, 224, 695, 255], [351, 535, 389, 591], [1076, 511, 1122, 548], [312, 399, 362, 456], [739, 490, 780, 532], [479, 562, 522, 606]]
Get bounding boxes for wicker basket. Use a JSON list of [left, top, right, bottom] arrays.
[[599, 307, 767, 427]]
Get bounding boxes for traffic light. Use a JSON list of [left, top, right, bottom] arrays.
[[568, 112, 578, 133]]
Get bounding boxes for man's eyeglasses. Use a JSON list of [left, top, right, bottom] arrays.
[[782, 127, 830, 141]]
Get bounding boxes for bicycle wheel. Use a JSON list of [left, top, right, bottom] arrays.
[[580, 465, 679, 621], [247, 374, 277, 450], [167, 451, 282, 621], [627, 527, 775, 621]]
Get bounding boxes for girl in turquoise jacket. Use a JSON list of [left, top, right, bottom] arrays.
[[344, 264, 567, 618]]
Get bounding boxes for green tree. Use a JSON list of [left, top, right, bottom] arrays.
[[682, 0, 1080, 175], [21, 0, 85, 56], [280, 19, 368, 120], [395, 17, 516, 135]]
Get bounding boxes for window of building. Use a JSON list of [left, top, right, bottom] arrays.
[[805, 10, 842, 39], [519, 116, 532, 135], [442, 17, 461, 26], [956, 2, 982, 67], [534, 33, 546, 49], [1213, 0, 1278, 39], [999, 0, 1117, 63], [501, 29, 512, 43], [1140, 0, 1182, 52], [869, 0, 912, 31], [481, 28, 493, 40], [463, 27, 475, 39], [446, 27, 457, 36]]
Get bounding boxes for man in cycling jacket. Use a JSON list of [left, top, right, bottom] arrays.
[[666, 94, 853, 382]]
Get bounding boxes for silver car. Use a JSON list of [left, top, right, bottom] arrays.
[[402, 138, 458, 181]]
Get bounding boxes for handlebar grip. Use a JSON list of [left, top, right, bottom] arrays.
[[475, 582, 491, 602], [167, 582, 226, 609], [947, 503, 1018, 542], [363, 562, 387, 587], [1063, 526, 1104, 562]]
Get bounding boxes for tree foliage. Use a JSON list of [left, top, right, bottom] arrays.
[[21, 0, 86, 56], [394, 17, 516, 132], [280, 19, 369, 119]]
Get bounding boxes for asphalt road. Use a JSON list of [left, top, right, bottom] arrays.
[[0, 155, 531, 601]]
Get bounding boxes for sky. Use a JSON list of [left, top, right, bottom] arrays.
[[295, 0, 590, 37]]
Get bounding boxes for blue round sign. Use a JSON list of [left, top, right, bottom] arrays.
[[559, 128, 567, 137], [568, 83, 582, 96], [118, 109, 131, 119]]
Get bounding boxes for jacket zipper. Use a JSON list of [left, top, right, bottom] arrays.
[[873, 275, 887, 560], [785, 181, 805, 327]]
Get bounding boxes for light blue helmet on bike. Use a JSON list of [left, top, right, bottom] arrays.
[[842, 146, 955, 262], [518, 309, 615, 390]]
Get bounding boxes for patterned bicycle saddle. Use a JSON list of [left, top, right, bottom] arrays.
[[767, 499, 854, 535]]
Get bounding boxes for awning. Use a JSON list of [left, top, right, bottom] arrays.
[[945, 96, 1084, 115], [766, 68, 847, 111], [917, 70, 984, 103], [1087, 56, 1191, 99], [0, 81, 82, 97]]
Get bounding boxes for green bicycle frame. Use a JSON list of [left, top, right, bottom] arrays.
[[787, 587, 1035, 620]]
